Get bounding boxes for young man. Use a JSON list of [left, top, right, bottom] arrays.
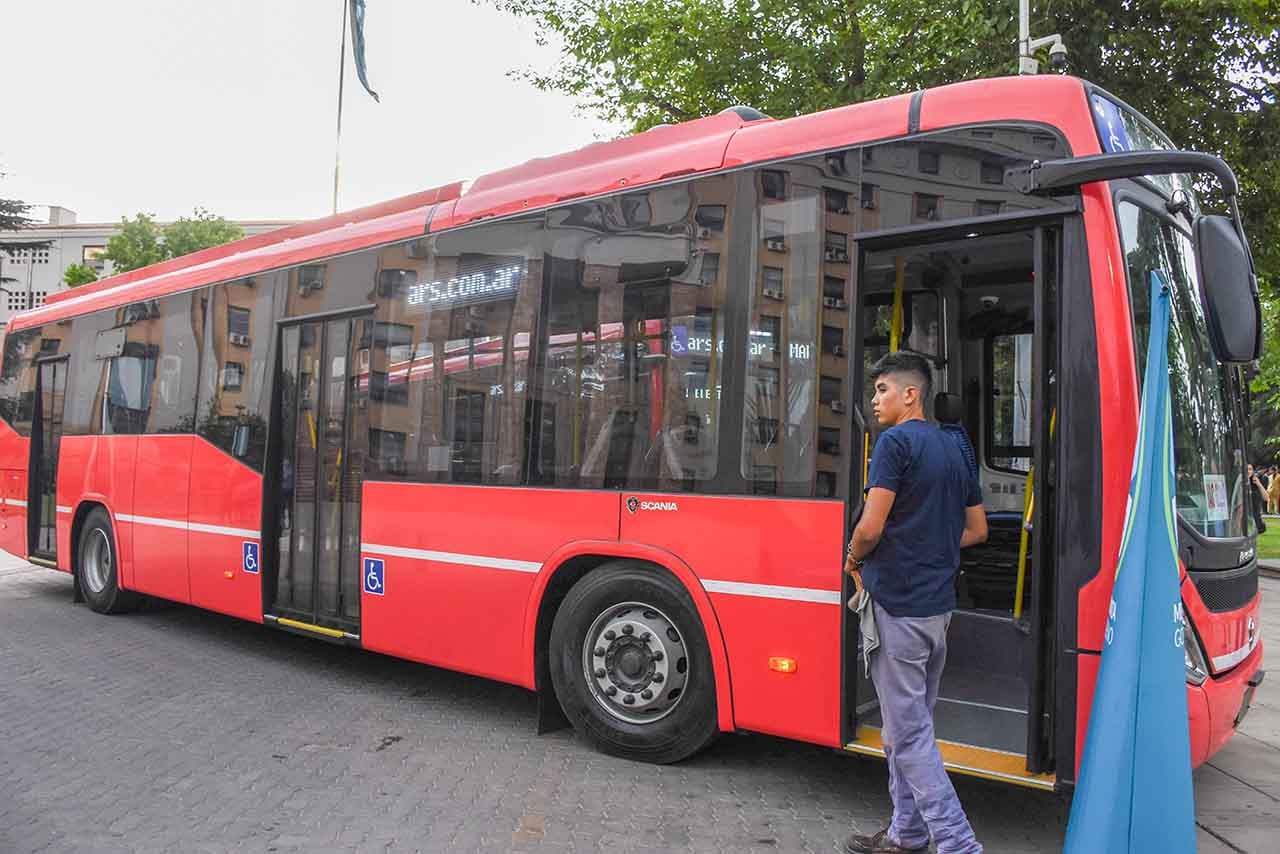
[[843, 351, 988, 854]]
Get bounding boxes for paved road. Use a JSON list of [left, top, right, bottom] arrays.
[[0, 557, 1275, 853]]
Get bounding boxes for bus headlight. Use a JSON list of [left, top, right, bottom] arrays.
[[1182, 609, 1209, 686]]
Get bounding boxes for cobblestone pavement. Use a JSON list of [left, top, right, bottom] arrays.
[[0, 559, 1274, 853]]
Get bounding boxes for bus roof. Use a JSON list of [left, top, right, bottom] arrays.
[[12, 75, 1098, 333]]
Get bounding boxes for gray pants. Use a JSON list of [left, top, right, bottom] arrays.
[[869, 602, 981, 853]]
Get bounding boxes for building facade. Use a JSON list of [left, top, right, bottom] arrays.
[[0, 207, 290, 328]]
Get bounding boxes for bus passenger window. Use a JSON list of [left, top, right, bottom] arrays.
[[987, 333, 1033, 473]]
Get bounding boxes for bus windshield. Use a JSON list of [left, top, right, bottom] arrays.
[[1118, 200, 1249, 539]]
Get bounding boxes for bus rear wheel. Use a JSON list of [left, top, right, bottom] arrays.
[[77, 507, 137, 614], [549, 561, 717, 764]]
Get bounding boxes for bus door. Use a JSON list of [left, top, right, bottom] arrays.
[[266, 312, 370, 636], [28, 356, 68, 563], [843, 223, 1059, 789]]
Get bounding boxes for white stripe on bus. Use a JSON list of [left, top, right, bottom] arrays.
[[56, 505, 72, 514], [5, 498, 27, 508], [115, 513, 259, 539], [701, 579, 842, 605], [360, 542, 543, 574]]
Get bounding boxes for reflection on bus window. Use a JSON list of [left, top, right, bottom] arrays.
[[988, 333, 1033, 473]]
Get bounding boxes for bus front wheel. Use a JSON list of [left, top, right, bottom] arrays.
[[549, 561, 718, 764], [77, 507, 137, 614]]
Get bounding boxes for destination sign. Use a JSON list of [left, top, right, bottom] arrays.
[[404, 263, 524, 309]]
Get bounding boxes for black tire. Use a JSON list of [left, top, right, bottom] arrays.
[[549, 560, 718, 764], [76, 507, 137, 614]]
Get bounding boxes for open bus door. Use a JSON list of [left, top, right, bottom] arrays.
[[27, 355, 68, 565], [841, 218, 1061, 790], [263, 310, 371, 640]]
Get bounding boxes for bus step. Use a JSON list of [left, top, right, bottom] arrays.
[[265, 614, 360, 644], [844, 726, 1056, 791]]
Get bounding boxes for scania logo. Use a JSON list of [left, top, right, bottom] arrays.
[[625, 497, 678, 513]]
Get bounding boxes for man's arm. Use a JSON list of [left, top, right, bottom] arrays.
[[960, 504, 988, 548], [844, 487, 896, 576]]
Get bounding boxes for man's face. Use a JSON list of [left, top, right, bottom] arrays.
[[871, 372, 916, 426]]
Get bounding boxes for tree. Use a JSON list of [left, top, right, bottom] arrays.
[[103, 213, 167, 274], [1, 171, 53, 292], [486, 1, 1277, 275], [163, 207, 245, 259], [62, 263, 98, 288], [103, 208, 245, 274]]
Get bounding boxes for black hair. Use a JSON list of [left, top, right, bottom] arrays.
[[869, 350, 933, 402]]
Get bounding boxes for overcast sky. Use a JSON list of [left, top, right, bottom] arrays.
[[3, 0, 616, 225]]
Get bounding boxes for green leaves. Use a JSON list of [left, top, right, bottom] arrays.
[[103, 209, 244, 274], [61, 263, 98, 288]]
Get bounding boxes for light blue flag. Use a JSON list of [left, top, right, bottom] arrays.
[[349, 0, 379, 103], [1064, 271, 1195, 852]]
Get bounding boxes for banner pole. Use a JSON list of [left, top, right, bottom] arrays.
[[332, 0, 349, 215]]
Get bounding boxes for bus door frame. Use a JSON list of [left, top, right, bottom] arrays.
[[28, 353, 69, 563], [840, 207, 1075, 760]]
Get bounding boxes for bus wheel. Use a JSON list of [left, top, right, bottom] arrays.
[[77, 507, 136, 614], [549, 561, 717, 764]]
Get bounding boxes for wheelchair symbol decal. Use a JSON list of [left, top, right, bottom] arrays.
[[242, 541, 259, 574], [363, 557, 385, 596]]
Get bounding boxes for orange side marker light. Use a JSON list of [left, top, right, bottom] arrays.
[[768, 657, 798, 674], [223, 570, 235, 579]]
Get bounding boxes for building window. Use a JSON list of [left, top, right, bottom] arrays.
[[919, 150, 940, 175], [699, 252, 720, 285], [825, 189, 849, 214], [762, 266, 784, 299], [914, 193, 941, 221], [824, 276, 846, 302], [981, 161, 1005, 185], [761, 170, 787, 200], [695, 204, 726, 232], [816, 471, 837, 498], [819, 427, 841, 456], [222, 361, 244, 391], [860, 183, 878, 210], [82, 245, 107, 274], [975, 199, 1003, 217], [822, 325, 844, 356], [820, 375, 843, 407], [228, 306, 251, 346], [824, 230, 849, 262]]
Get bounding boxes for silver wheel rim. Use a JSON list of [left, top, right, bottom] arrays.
[[582, 601, 689, 724], [82, 529, 111, 595]]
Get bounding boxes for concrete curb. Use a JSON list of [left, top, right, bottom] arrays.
[[1260, 561, 1280, 581]]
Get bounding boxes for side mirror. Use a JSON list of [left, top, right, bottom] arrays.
[[1194, 214, 1261, 363]]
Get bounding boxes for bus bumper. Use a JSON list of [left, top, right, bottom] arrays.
[[1189, 641, 1264, 768]]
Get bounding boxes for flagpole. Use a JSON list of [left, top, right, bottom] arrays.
[[332, 0, 349, 215]]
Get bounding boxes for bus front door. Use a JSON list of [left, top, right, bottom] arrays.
[[28, 356, 68, 563], [267, 313, 369, 636], [843, 225, 1058, 790]]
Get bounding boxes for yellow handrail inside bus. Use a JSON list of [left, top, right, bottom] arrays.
[[890, 256, 906, 352], [1013, 409, 1055, 619]]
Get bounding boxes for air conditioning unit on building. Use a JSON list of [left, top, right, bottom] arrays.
[[822, 296, 848, 310], [696, 226, 713, 239], [229, 333, 250, 347], [406, 241, 430, 259], [762, 287, 784, 301], [831, 345, 846, 357], [764, 237, 787, 252], [862, 198, 877, 210], [833, 206, 850, 215], [824, 248, 849, 263], [829, 399, 846, 413]]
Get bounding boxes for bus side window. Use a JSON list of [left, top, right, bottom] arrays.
[[986, 332, 1033, 473], [0, 327, 42, 435], [196, 275, 283, 469]]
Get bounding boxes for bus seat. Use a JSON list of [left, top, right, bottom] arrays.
[[935, 392, 978, 482]]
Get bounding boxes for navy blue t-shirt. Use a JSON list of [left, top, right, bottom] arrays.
[[862, 419, 983, 617]]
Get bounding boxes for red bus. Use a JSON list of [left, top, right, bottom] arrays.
[[0, 75, 1263, 791]]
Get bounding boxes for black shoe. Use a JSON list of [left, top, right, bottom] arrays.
[[843, 828, 929, 854]]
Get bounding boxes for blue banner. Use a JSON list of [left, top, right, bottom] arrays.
[[1064, 271, 1195, 852], [349, 0, 379, 103]]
